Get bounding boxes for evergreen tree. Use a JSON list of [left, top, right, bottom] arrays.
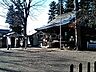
[[94, 0, 96, 16], [6, 5, 15, 25], [75, 0, 81, 19], [58, 0, 64, 4], [65, 0, 74, 12], [6, 4, 23, 34], [48, 1, 57, 23], [56, 0, 65, 15], [10, 11, 23, 34], [75, 0, 79, 11], [78, 0, 96, 28]]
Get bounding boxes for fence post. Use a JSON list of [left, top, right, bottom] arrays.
[[94, 61, 96, 72], [79, 63, 82, 72], [70, 64, 74, 72], [87, 62, 90, 72]]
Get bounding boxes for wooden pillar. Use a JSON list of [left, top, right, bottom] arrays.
[[77, 26, 82, 50], [2, 37, 7, 48], [79, 63, 82, 72], [94, 61, 96, 72], [87, 62, 90, 72], [70, 64, 74, 72], [11, 37, 15, 48]]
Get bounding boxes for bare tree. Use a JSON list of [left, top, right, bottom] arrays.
[[0, 0, 46, 48]]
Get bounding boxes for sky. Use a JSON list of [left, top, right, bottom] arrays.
[[0, 0, 58, 35]]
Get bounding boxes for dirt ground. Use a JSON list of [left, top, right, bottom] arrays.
[[0, 48, 96, 72]]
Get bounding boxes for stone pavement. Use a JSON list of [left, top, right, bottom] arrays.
[[0, 48, 95, 72]]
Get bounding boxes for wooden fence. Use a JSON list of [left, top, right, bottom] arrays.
[[70, 61, 96, 72]]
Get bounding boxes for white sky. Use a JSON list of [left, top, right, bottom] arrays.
[[0, 0, 58, 35]]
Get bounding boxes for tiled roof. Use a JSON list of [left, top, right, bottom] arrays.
[[35, 11, 75, 31], [0, 29, 10, 36]]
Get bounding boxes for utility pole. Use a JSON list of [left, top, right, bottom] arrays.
[[74, 0, 78, 50], [59, 0, 62, 50]]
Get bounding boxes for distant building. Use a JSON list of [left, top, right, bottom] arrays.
[[5, 32, 25, 48], [0, 29, 10, 48]]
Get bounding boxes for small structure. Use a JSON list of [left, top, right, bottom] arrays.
[[28, 31, 43, 47], [4, 32, 24, 48], [0, 29, 10, 48]]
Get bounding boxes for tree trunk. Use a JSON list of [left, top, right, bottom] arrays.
[[24, 18, 27, 49]]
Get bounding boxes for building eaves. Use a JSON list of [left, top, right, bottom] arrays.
[[35, 11, 75, 31]]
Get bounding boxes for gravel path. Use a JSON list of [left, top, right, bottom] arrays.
[[0, 48, 96, 72]]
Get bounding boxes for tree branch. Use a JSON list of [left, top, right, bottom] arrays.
[[31, 0, 46, 7]]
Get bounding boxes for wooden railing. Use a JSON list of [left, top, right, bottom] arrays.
[[70, 61, 96, 72]]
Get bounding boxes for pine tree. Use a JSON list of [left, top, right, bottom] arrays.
[[6, 5, 15, 25], [48, 1, 57, 23], [78, 0, 96, 28], [56, 3, 64, 15], [94, 0, 96, 16], [10, 11, 23, 34], [65, 0, 74, 12], [75, 0, 81, 19], [6, 4, 23, 34], [75, 0, 79, 11], [56, 0, 64, 15]]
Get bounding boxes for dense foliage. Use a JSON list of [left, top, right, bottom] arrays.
[[6, 4, 23, 34], [48, 1, 57, 23], [48, 0, 96, 28], [78, 0, 96, 28], [65, 0, 74, 13], [48, 0, 74, 22]]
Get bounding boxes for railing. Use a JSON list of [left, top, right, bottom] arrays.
[[70, 61, 96, 72]]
